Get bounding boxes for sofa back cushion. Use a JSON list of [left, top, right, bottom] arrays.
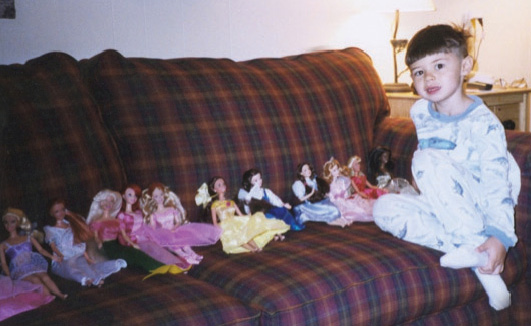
[[0, 53, 125, 224], [83, 48, 389, 220]]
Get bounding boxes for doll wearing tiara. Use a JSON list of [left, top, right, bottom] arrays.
[[44, 198, 126, 287], [140, 182, 221, 265], [322, 157, 374, 225], [196, 176, 289, 253], [291, 162, 341, 225], [0, 208, 67, 300], [238, 168, 304, 231], [116, 184, 190, 270]]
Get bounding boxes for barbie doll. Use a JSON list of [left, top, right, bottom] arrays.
[[117, 184, 190, 270], [347, 155, 387, 199], [291, 162, 341, 225], [141, 182, 221, 264], [87, 189, 169, 273], [0, 208, 67, 300], [44, 198, 126, 287], [238, 168, 304, 231], [0, 275, 54, 321], [322, 157, 374, 224], [196, 176, 289, 254], [368, 146, 418, 195]]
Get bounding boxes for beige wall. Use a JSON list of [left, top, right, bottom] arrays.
[[1, 0, 529, 86]]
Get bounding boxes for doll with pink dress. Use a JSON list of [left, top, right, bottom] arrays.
[[1, 208, 67, 300], [140, 182, 222, 265], [347, 155, 387, 199], [0, 274, 54, 322], [322, 157, 374, 225], [196, 176, 289, 254], [117, 184, 190, 270], [44, 198, 126, 287]]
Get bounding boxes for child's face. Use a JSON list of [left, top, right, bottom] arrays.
[[123, 188, 138, 205], [250, 173, 262, 188], [50, 203, 66, 221], [2, 215, 18, 232], [213, 178, 226, 194], [409, 51, 472, 104]]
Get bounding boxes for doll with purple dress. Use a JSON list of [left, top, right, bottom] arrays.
[[117, 184, 191, 270], [1, 208, 67, 300], [322, 157, 374, 225], [0, 274, 54, 322], [140, 182, 222, 265], [44, 198, 126, 287]]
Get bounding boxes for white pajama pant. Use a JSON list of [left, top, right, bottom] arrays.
[[374, 149, 487, 253]]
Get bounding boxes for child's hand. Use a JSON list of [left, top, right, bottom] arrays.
[[476, 236, 506, 275]]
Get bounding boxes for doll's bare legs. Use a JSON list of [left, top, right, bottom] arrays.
[[242, 240, 261, 252], [24, 273, 67, 299], [172, 246, 203, 264]]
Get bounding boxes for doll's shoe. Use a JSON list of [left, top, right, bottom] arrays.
[[474, 269, 511, 310], [440, 245, 488, 269]]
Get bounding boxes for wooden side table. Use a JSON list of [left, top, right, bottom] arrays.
[[386, 88, 531, 132]]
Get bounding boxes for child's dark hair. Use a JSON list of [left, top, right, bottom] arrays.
[[406, 24, 470, 67]]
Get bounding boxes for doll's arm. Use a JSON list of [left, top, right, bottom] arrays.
[[93, 230, 103, 249], [0, 243, 10, 276], [234, 205, 245, 216], [31, 236, 61, 262], [350, 179, 369, 198], [211, 207, 219, 226], [120, 229, 140, 249], [49, 242, 64, 262], [83, 251, 95, 264]]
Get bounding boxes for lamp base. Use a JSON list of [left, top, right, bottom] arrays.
[[384, 82, 412, 93]]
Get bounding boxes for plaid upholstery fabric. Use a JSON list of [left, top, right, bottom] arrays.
[[191, 222, 525, 326], [0, 272, 260, 326], [0, 53, 125, 225], [82, 48, 389, 220]]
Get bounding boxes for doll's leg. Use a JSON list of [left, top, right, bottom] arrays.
[[474, 269, 511, 310], [22, 274, 51, 296], [36, 272, 67, 299]]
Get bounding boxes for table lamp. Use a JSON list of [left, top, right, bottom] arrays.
[[381, 0, 435, 92]]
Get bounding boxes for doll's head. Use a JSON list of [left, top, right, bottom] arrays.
[[121, 184, 142, 212], [368, 146, 394, 183], [2, 207, 31, 233], [296, 162, 316, 182], [208, 176, 226, 198], [347, 155, 362, 174], [242, 168, 262, 191], [86, 189, 122, 225], [322, 157, 346, 183], [48, 198, 92, 243], [141, 182, 184, 223]]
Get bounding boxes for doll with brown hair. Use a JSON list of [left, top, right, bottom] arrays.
[[44, 198, 126, 287], [196, 176, 289, 254], [347, 155, 387, 199], [141, 182, 222, 264], [0, 208, 67, 300], [238, 168, 304, 231], [322, 157, 374, 225], [291, 162, 341, 225], [116, 184, 190, 270], [368, 146, 418, 195]]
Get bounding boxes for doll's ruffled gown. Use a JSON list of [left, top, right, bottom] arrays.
[[4, 236, 48, 280], [351, 174, 386, 199], [117, 210, 191, 269], [291, 179, 341, 224], [44, 224, 126, 286], [329, 176, 374, 223], [141, 207, 222, 262], [0, 275, 54, 322], [212, 200, 289, 254]]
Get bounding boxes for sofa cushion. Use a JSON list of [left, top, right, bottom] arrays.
[[82, 48, 389, 220], [0, 53, 125, 224], [0, 271, 260, 326], [191, 222, 526, 326]]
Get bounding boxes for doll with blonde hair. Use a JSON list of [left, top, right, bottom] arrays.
[[197, 176, 289, 254], [140, 182, 221, 264], [322, 157, 374, 225], [0, 208, 67, 299], [347, 155, 387, 199]]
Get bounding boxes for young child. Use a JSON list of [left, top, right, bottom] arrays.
[[373, 24, 520, 311]]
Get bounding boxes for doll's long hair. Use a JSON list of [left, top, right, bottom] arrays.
[[141, 182, 186, 224], [47, 198, 93, 243], [120, 184, 142, 212], [368, 146, 394, 184], [322, 157, 348, 183], [296, 162, 329, 203]]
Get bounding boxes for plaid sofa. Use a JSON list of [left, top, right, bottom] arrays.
[[0, 48, 529, 325]]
